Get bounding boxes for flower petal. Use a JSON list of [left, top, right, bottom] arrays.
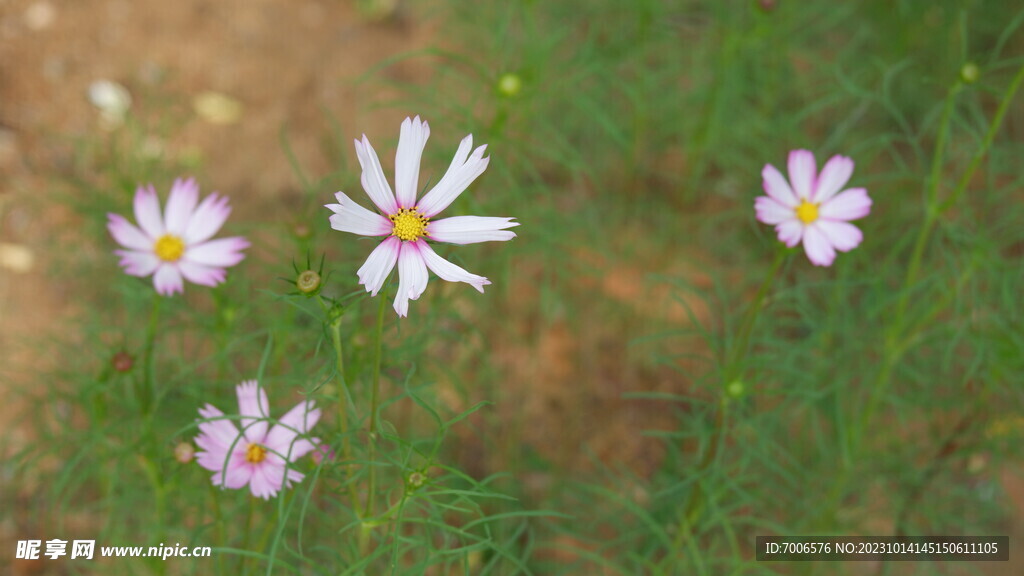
[[754, 196, 795, 226], [417, 135, 490, 218], [153, 264, 184, 296], [357, 236, 401, 296], [284, 468, 305, 488], [394, 241, 429, 317], [264, 400, 321, 453], [414, 242, 490, 293], [249, 464, 281, 499], [816, 220, 863, 252], [236, 380, 270, 443], [115, 249, 160, 277], [354, 135, 399, 215], [178, 260, 227, 287], [326, 191, 393, 236], [184, 237, 249, 268], [265, 437, 318, 464], [787, 149, 817, 201], [761, 164, 798, 207], [164, 177, 200, 236], [775, 220, 804, 248], [184, 192, 232, 244], [108, 214, 153, 250], [426, 216, 519, 245], [211, 452, 253, 490], [819, 188, 872, 221], [814, 155, 854, 203], [394, 116, 430, 209], [195, 404, 241, 458], [134, 184, 164, 238], [802, 224, 836, 266], [285, 439, 317, 460]]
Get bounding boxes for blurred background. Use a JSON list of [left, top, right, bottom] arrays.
[[2, 0, 1023, 574]]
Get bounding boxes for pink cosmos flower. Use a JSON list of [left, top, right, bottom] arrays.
[[194, 381, 321, 499], [326, 116, 518, 316], [310, 442, 334, 466], [755, 150, 872, 266], [107, 178, 249, 296]]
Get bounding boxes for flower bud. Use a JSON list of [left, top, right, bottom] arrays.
[[174, 442, 195, 463], [296, 270, 321, 295], [311, 443, 334, 466], [497, 73, 522, 98], [112, 350, 134, 373], [407, 471, 426, 490], [293, 222, 312, 240], [726, 380, 745, 399], [960, 62, 980, 85]]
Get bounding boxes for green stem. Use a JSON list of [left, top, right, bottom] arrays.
[[891, 82, 961, 335], [317, 295, 359, 514], [360, 292, 388, 555], [364, 293, 388, 519], [210, 484, 226, 575], [826, 63, 1024, 530], [727, 248, 787, 377], [663, 248, 787, 572], [137, 454, 166, 575], [241, 496, 254, 573], [140, 295, 162, 413], [329, 320, 348, 432], [938, 63, 1024, 215]]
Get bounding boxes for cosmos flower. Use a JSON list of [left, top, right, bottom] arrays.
[[755, 150, 872, 266], [326, 116, 518, 316], [194, 381, 321, 500], [310, 442, 334, 466], [107, 178, 249, 295]]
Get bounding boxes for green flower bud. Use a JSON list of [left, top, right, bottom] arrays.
[[960, 62, 980, 85], [726, 380, 745, 398], [297, 270, 321, 295], [407, 471, 427, 490], [497, 73, 522, 98]]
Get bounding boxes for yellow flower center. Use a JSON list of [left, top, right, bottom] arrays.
[[389, 208, 429, 242], [246, 443, 267, 464], [154, 234, 186, 262], [795, 200, 819, 224]]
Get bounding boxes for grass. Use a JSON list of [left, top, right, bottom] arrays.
[[5, 1, 1024, 574]]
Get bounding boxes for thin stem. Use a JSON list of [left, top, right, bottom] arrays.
[[893, 63, 1024, 339], [727, 248, 787, 377], [329, 321, 349, 439], [139, 295, 162, 414], [827, 63, 1024, 531], [364, 293, 387, 518], [663, 248, 787, 572], [210, 484, 226, 575], [137, 454, 166, 575], [241, 496, 254, 573], [939, 63, 1024, 215], [317, 295, 359, 513], [892, 82, 961, 335], [360, 291, 388, 557]]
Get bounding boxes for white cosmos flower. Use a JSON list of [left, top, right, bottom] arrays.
[[326, 116, 518, 317]]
